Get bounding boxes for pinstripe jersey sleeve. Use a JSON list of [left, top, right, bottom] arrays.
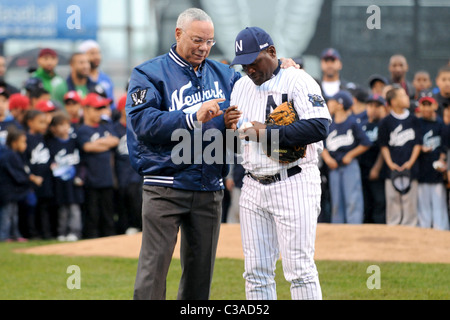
[[291, 69, 331, 122]]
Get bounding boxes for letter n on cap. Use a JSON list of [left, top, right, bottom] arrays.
[[236, 40, 243, 53]]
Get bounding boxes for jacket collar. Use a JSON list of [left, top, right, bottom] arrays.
[[169, 44, 206, 71]]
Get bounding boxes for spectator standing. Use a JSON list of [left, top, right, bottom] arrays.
[[113, 96, 142, 234], [350, 87, 369, 126], [359, 94, 388, 223], [8, 93, 30, 125], [47, 113, 84, 241], [76, 93, 119, 239], [64, 53, 96, 100], [320, 48, 355, 100], [416, 94, 449, 230], [23, 109, 54, 239], [412, 71, 433, 100], [63, 91, 83, 130], [388, 54, 415, 100], [78, 40, 115, 109], [378, 86, 422, 227], [31, 48, 66, 105], [368, 74, 388, 96], [432, 66, 450, 119], [0, 55, 20, 94], [0, 127, 43, 242], [321, 90, 371, 224]]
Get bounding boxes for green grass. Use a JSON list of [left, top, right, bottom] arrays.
[[0, 241, 449, 300]]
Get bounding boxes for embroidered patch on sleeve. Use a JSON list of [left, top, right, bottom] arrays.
[[131, 89, 148, 107], [308, 94, 325, 107]]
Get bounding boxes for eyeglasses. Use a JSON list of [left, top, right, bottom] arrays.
[[181, 30, 216, 47]]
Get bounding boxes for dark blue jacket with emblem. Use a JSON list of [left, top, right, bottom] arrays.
[[126, 45, 241, 191]]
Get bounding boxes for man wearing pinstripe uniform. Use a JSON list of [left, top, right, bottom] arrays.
[[226, 27, 332, 300]]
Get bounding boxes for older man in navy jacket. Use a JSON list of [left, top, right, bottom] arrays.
[[127, 8, 240, 300]]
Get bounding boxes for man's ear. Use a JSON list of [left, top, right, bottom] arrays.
[[175, 28, 183, 42], [268, 45, 277, 58]]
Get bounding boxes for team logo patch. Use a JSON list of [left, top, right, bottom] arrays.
[[131, 89, 148, 107], [308, 94, 325, 107]]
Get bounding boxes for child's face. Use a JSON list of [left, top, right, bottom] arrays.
[[28, 114, 49, 134], [366, 102, 383, 120], [371, 81, 386, 96], [413, 73, 432, 92], [12, 135, 27, 153], [436, 71, 450, 96], [51, 121, 71, 139], [10, 109, 25, 123], [84, 106, 103, 124], [0, 95, 8, 116], [392, 88, 410, 109], [419, 101, 437, 119], [326, 99, 340, 115], [65, 101, 81, 119]]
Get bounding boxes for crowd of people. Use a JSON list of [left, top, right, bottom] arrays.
[[0, 42, 449, 242], [0, 42, 141, 242]]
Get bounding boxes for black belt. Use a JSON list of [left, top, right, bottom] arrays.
[[246, 166, 302, 185]]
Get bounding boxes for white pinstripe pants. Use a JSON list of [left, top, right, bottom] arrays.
[[239, 165, 322, 300]]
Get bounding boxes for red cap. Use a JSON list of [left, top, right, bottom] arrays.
[[83, 92, 111, 108], [117, 95, 127, 111], [418, 96, 437, 104], [64, 90, 82, 103], [39, 48, 58, 58], [9, 93, 30, 110], [35, 100, 57, 112]]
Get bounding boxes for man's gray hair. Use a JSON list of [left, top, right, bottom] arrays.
[[176, 8, 213, 30]]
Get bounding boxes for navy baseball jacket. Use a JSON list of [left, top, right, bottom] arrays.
[[126, 45, 241, 191]]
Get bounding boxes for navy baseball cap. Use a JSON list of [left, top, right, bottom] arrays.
[[330, 90, 354, 110], [321, 48, 341, 60], [367, 94, 386, 106], [231, 27, 274, 66]]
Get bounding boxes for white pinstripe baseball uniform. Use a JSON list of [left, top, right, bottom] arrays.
[[231, 66, 331, 300]]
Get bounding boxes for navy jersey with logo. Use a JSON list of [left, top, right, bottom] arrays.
[[46, 135, 84, 205], [325, 115, 372, 164], [76, 123, 118, 188], [417, 117, 446, 183], [25, 133, 53, 198], [378, 111, 422, 179]]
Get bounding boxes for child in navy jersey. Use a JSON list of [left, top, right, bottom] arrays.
[[24, 110, 54, 239], [359, 95, 388, 223], [113, 96, 142, 234], [76, 93, 119, 238], [63, 91, 83, 131], [47, 113, 84, 241], [379, 86, 422, 226], [322, 90, 372, 224], [0, 127, 43, 241], [416, 94, 449, 230]]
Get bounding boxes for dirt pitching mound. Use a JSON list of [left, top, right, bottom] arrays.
[[16, 224, 450, 264]]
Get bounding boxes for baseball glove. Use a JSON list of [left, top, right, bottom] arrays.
[[262, 101, 307, 163]]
